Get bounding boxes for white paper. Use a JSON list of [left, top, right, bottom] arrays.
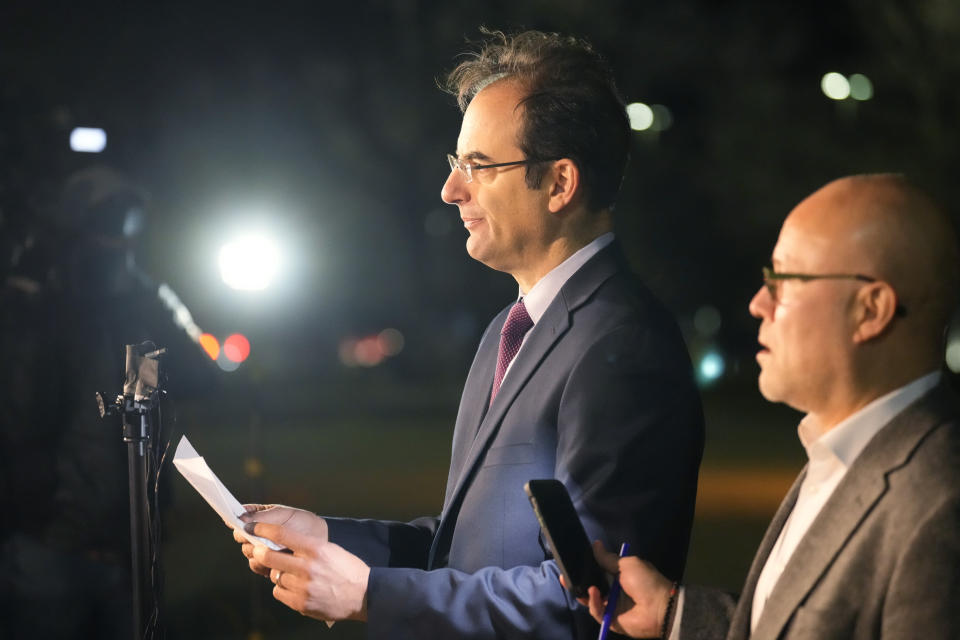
[[173, 435, 335, 628], [173, 435, 284, 551]]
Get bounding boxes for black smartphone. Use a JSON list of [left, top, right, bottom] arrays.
[[524, 479, 609, 598]]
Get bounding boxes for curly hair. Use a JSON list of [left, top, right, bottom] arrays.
[[444, 29, 630, 212]]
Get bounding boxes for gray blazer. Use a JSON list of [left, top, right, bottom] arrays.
[[683, 382, 960, 639]]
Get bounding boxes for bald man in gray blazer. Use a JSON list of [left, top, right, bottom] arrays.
[[577, 174, 960, 639]]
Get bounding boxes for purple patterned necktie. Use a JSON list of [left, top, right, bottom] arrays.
[[490, 299, 534, 405]]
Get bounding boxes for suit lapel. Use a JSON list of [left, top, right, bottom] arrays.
[[750, 468, 888, 639], [457, 301, 570, 469], [438, 293, 571, 527], [441, 311, 504, 510], [726, 470, 805, 640], [750, 384, 954, 640]]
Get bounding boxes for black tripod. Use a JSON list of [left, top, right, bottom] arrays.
[[98, 343, 165, 640]]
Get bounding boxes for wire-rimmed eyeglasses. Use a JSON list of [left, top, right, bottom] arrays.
[[446, 154, 555, 183]]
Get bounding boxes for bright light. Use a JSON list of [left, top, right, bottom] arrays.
[[70, 127, 107, 153], [849, 73, 873, 101], [821, 72, 850, 100], [699, 351, 725, 383], [626, 102, 654, 131], [218, 233, 280, 291], [946, 338, 960, 373]]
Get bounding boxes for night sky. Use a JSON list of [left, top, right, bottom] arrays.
[[3, 0, 959, 384]]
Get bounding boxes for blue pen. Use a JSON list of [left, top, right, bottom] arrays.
[[598, 542, 630, 640]]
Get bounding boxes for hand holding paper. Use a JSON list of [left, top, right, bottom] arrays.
[[173, 435, 346, 627], [172, 435, 283, 551]]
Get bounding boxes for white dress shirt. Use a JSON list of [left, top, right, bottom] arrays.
[[498, 232, 615, 383]]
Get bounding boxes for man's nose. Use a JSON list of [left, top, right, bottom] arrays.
[[441, 168, 468, 205], [748, 284, 773, 319]]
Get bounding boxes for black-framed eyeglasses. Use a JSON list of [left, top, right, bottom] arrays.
[[446, 154, 555, 183], [761, 266, 907, 316]]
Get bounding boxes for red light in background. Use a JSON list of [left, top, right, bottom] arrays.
[[354, 336, 385, 367], [223, 333, 251, 363], [199, 333, 220, 360], [338, 338, 358, 367], [338, 329, 405, 368]]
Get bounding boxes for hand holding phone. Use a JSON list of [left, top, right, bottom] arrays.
[[524, 479, 610, 598]]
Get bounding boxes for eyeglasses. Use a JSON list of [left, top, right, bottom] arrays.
[[761, 266, 907, 316], [446, 154, 553, 183]]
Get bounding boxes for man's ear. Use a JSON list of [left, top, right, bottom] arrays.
[[852, 282, 898, 343], [546, 159, 580, 214]]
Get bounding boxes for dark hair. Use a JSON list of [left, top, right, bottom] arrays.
[[444, 29, 630, 212]]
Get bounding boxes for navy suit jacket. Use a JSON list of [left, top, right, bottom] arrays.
[[327, 243, 704, 639]]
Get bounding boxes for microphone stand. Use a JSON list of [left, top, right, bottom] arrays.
[[98, 343, 165, 640]]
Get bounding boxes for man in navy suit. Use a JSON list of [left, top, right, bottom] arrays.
[[234, 29, 704, 639]]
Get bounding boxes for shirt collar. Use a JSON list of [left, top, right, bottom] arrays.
[[798, 370, 942, 467], [519, 232, 615, 324]]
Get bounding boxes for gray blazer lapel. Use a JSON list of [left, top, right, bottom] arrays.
[[750, 385, 952, 640], [726, 470, 805, 640]]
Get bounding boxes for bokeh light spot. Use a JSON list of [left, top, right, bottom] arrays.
[[354, 336, 385, 367], [223, 333, 251, 363], [946, 338, 960, 373], [70, 127, 107, 152], [650, 104, 673, 132], [698, 350, 726, 386], [199, 333, 220, 360], [244, 457, 264, 478], [821, 72, 850, 100], [339, 338, 359, 367], [626, 102, 654, 131], [694, 305, 722, 337], [339, 330, 404, 368], [848, 73, 873, 101], [216, 351, 241, 372], [378, 328, 405, 356]]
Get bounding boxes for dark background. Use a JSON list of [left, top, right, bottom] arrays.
[[2, 1, 959, 638]]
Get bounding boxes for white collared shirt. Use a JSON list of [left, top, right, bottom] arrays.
[[749, 370, 942, 631], [498, 232, 615, 383]]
